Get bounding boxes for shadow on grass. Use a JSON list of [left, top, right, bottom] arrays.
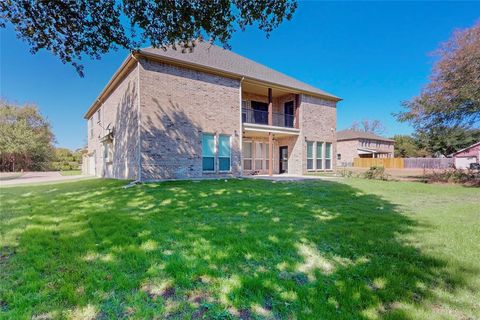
[[0, 179, 472, 319]]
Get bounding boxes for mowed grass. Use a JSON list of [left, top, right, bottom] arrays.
[[0, 178, 478, 319]]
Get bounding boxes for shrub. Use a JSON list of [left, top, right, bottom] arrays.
[[427, 169, 479, 186], [363, 166, 390, 180], [337, 168, 354, 177]]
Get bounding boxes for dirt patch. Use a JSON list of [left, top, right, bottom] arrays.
[[192, 305, 209, 319], [161, 286, 176, 300], [0, 246, 16, 263], [239, 309, 253, 320]]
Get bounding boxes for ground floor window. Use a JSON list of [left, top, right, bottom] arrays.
[[255, 142, 264, 170], [202, 133, 215, 172], [265, 143, 270, 170], [103, 141, 113, 163], [219, 135, 231, 171], [307, 141, 314, 170], [243, 141, 252, 170], [316, 142, 323, 170], [325, 142, 332, 169]]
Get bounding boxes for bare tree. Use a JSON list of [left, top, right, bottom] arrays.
[[350, 119, 386, 135]]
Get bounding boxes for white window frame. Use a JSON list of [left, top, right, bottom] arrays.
[[255, 142, 265, 171], [316, 141, 324, 171], [242, 141, 253, 171], [325, 142, 332, 170], [218, 134, 232, 173], [265, 142, 270, 171], [307, 141, 314, 171], [89, 117, 93, 139]]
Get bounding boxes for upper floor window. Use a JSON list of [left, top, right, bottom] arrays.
[[89, 117, 93, 139], [96, 109, 101, 125]]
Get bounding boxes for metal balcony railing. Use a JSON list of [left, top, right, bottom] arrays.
[[242, 108, 295, 128]]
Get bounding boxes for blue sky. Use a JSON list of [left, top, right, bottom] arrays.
[[1, 1, 479, 150]]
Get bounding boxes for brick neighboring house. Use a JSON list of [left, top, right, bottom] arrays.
[[83, 42, 341, 180], [336, 129, 394, 167]]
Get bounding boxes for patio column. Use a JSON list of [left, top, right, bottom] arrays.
[[268, 87, 273, 176]]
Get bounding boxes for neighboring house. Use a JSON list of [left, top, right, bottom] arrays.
[[450, 141, 480, 169], [83, 42, 341, 181], [336, 129, 394, 167]]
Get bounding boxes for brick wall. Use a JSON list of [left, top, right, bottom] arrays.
[[139, 58, 241, 180], [337, 139, 395, 166], [336, 140, 358, 166], [86, 65, 139, 179], [298, 95, 337, 173]]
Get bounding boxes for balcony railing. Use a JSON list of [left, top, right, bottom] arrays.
[[242, 108, 295, 128]]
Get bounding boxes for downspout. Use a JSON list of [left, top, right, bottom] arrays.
[[239, 77, 244, 177]]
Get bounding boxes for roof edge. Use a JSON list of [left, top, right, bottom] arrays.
[[84, 49, 342, 120], [138, 49, 342, 102], [337, 137, 395, 143], [449, 141, 480, 156], [83, 53, 138, 119]]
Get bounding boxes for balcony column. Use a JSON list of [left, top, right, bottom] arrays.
[[268, 88, 273, 176], [294, 94, 300, 129]]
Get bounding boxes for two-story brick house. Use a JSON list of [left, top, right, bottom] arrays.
[[83, 42, 341, 180], [336, 129, 395, 167]]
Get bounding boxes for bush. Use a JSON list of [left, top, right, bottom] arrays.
[[337, 168, 354, 177], [427, 169, 479, 186], [363, 166, 390, 180]]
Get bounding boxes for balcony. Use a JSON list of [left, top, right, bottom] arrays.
[[242, 108, 295, 128]]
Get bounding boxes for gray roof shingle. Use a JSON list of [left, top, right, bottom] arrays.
[[337, 129, 394, 142], [140, 42, 340, 100]]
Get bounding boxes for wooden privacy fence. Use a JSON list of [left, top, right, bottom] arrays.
[[353, 157, 454, 169], [353, 158, 404, 169], [404, 157, 454, 169]]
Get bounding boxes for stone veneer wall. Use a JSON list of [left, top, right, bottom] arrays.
[[86, 64, 139, 179], [138, 58, 242, 180]]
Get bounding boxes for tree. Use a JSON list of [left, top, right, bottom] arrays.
[[396, 21, 480, 131], [0, 101, 55, 171], [350, 119, 386, 135], [414, 127, 480, 157], [50, 147, 84, 171], [393, 135, 429, 158], [0, 0, 297, 76]]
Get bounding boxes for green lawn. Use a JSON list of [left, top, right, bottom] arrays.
[[0, 179, 478, 319], [59, 170, 82, 176]]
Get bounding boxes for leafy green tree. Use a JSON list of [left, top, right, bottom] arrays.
[[392, 135, 429, 158], [396, 21, 480, 131], [0, 0, 297, 76], [414, 127, 480, 157], [50, 147, 85, 171], [0, 101, 55, 171]]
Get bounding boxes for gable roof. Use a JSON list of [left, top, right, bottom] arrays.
[[84, 42, 341, 119], [140, 42, 340, 100], [337, 129, 394, 142], [450, 141, 480, 156]]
